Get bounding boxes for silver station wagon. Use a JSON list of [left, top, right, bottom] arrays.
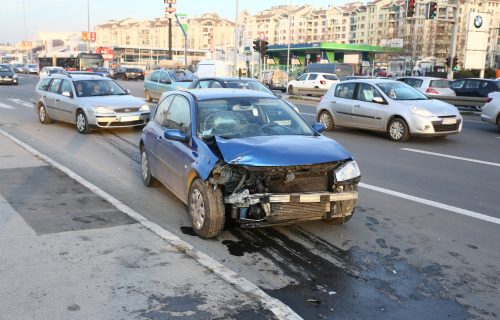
[[316, 79, 462, 142], [34, 73, 150, 133]]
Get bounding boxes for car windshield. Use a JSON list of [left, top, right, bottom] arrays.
[[0, 65, 12, 72], [225, 80, 274, 94], [73, 80, 126, 97], [376, 82, 428, 100], [197, 97, 313, 139], [127, 68, 142, 72], [429, 79, 449, 88], [168, 70, 196, 82], [49, 68, 66, 74]]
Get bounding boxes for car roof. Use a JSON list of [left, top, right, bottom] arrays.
[[46, 73, 111, 81], [452, 78, 497, 81], [187, 88, 277, 100], [399, 76, 446, 80], [197, 77, 260, 82], [338, 79, 398, 85]]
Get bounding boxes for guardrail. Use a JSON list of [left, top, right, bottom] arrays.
[[430, 95, 488, 108], [291, 87, 328, 97]]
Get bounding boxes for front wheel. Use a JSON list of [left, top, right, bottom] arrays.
[[76, 110, 91, 134], [188, 179, 225, 239], [140, 148, 159, 187], [497, 116, 500, 132], [38, 105, 52, 124], [319, 110, 334, 131], [387, 118, 410, 142], [288, 85, 294, 95], [144, 90, 152, 102]]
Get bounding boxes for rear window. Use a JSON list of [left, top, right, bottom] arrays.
[[323, 74, 338, 81], [429, 79, 449, 88], [127, 68, 143, 72]]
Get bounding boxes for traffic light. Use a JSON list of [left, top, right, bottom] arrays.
[[452, 56, 458, 70], [406, 0, 416, 18], [260, 40, 269, 56], [427, 1, 437, 19], [253, 39, 261, 53]]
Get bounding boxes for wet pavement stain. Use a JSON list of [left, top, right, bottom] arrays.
[[224, 228, 470, 320], [180, 226, 197, 236]]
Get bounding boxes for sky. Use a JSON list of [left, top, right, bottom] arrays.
[[0, 0, 352, 44]]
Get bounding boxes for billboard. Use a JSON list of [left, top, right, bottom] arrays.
[[464, 12, 490, 70]]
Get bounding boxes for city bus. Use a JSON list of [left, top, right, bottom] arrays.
[[38, 52, 104, 71]]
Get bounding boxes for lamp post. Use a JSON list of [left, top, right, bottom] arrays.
[[87, 0, 91, 53], [287, 0, 292, 74], [164, 0, 177, 60], [233, 0, 239, 76]]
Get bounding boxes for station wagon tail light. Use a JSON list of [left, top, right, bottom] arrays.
[[320, 80, 326, 85], [426, 88, 439, 94], [486, 97, 492, 103]]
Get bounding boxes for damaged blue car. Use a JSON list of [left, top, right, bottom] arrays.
[[139, 89, 361, 238]]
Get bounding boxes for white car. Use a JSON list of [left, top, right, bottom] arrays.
[[287, 72, 338, 94], [481, 92, 500, 131], [26, 64, 39, 74], [38, 67, 67, 78], [398, 76, 456, 96]]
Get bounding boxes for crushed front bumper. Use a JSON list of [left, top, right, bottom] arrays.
[[225, 190, 358, 228]]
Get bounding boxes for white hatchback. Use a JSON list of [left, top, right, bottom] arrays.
[[287, 72, 338, 95]]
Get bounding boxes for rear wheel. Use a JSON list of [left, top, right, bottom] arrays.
[[387, 117, 410, 142], [144, 90, 152, 102], [38, 105, 52, 124], [188, 179, 225, 239], [497, 115, 500, 132], [319, 110, 334, 131], [140, 147, 159, 187], [76, 110, 91, 134], [288, 85, 294, 95]]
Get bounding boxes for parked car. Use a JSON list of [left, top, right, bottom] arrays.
[[85, 67, 111, 77], [26, 64, 39, 74], [144, 69, 197, 101], [449, 78, 500, 97], [188, 77, 276, 95], [112, 67, 144, 80], [306, 63, 354, 80], [12, 63, 29, 74], [340, 76, 376, 81], [481, 92, 500, 131], [260, 69, 289, 92], [316, 79, 462, 142], [0, 64, 18, 85], [287, 72, 339, 94], [34, 73, 150, 134], [139, 88, 360, 238], [38, 66, 68, 78], [397, 76, 456, 96]]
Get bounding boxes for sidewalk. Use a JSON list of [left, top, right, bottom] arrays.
[[0, 133, 274, 320]]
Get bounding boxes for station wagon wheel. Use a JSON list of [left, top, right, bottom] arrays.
[[288, 85, 294, 95], [76, 110, 91, 134], [387, 117, 409, 142], [188, 179, 225, 239], [319, 110, 334, 131], [144, 90, 152, 102], [140, 147, 159, 187], [497, 116, 500, 132], [38, 104, 52, 124]]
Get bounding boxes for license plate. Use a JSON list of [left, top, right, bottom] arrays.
[[119, 115, 140, 122], [442, 118, 457, 125]]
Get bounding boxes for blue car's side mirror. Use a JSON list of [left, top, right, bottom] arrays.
[[164, 129, 190, 143], [312, 122, 326, 133]]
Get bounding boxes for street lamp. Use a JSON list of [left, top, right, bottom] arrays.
[[164, 0, 177, 60], [287, 0, 292, 74], [87, 0, 91, 53]]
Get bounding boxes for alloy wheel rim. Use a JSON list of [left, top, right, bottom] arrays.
[[390, 121, 404, 140], [141, 151, 148, 180], [320, 112, 331, 128], [77, 113, 86, 132], [39, 107, 46, 122], [190, 189, 205, 230]]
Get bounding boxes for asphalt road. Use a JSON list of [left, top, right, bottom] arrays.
[[1, 75, 499, 319]]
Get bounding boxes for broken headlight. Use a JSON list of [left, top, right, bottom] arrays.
[[334, 160, 361, 183]]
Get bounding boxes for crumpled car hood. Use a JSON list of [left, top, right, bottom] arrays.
[[215, 135, 352, 166]]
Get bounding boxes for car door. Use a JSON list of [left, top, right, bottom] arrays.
[[46, 78, 63, 119], [194, 80, 212, 88], [464, 80, 481, 97], [158, 70, 173, 95], [145, 94, 175, 185], [450, 80, 466, 96], [305, 73, 318, 89], [146, 71, 160, 99], [331, 82, 357, 127], [353, 83, 386, 130], [294, 73, 309, 90], [55, 79, 76, 122], [155, 95, 194, 202]]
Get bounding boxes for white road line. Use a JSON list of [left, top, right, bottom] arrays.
[[0, 102, 14, 109], [0, 128, 302, 320], [359, 182, 500, 225], [8, 98, 33, 108], [401, 148, 500, 168], [301, 112, 316, 116]]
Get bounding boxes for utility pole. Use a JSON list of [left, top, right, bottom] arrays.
[[87, 0, 91, 53], [447, 5, 458, 80], [233, 0, 239, 76], [164, 0, 177, 60], [286, 0, 292, 74], [22, 0, 29, 62]]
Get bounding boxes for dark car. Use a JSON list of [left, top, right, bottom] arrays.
[[188, 77, 276, 95], [0, 64, 18, 85], [449, 78, 500, 97], [112, 67, 144, 80], [139, 89, 360, 238]]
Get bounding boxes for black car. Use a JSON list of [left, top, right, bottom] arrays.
[[188, 77, 276, 95], [449, 78, 500, 97], [0, 64, 18, 85], [111, 67, 144, 80]]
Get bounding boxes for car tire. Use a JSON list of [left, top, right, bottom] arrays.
[[140, 147, 159, 187], [387, 117, 410, 142], [38, 104, 52, 124], [188, 179, 225, 239], [144, 90, 152, 102], [288, 85, 294, 95], [323, 199, 355, 225], [497, 115, 500, 132], [76, 110, 91, 134], [319, 110, 334, 131]]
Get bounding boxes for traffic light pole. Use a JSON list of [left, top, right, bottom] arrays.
[[447, 6, 458, 80]]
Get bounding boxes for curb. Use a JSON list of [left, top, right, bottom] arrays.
[[0, 128, 303, 320]]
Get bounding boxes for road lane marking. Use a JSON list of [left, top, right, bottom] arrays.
[[0, 128, 302, 320], [8, 99, 33, 108], [0, 102, 14, 109], [401, 148, 500, 168], [301, 112, 316, 116], [359, 183, 500, 225]]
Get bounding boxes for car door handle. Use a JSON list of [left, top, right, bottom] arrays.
[[331, 100, 336, 104], [43, 95, 47, 98], [55, 98, 60, 102], [157, 136, 163, 140], [353, 104, 361, 108]]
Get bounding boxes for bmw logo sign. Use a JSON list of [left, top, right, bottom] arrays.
[[474, 15, 483, 28]]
